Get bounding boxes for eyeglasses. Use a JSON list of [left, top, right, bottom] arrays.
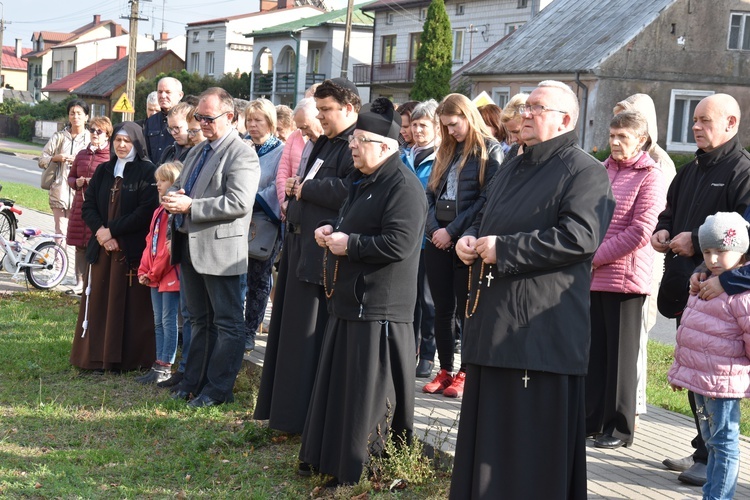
[[187, 128, 202, 136], [517, 104, 568, 117], [194, 111, 228, 124], [347, 135, 383, 145], [167, 126, 184, 134], [88, 127, 106, 135]]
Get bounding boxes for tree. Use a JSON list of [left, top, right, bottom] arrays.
[[410, 0, 452, 102]]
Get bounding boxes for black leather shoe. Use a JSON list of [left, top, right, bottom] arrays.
[[171, 389, 191, 401], [594, 434, 626, 449], [415, 358, 434, 378], [297, 462, 315, 477], [188, 393, 222, 408]]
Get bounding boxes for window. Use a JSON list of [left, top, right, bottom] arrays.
[[492, 87, 510, 108], [517, 0, 528, 7], [456, 3, 465, 15], [728, 12, 750, 50], [67, 60, 74, 76], [419, 8, 427, 21], [381, 35, 397, 64], [190, 52, 200, 72], [206, 51, 215, 76], [208, 30, 215, 41], [53, 61, 63, 80], [409, 33, 421, 61], [386, 12, 394, 25], [192, 31, 199, 43], [666, 89, 714, 152], [453, 30, 464, 62], [520, 86, 537, 94], [506, 22, 524, 34], [309, 48, 321, 73]]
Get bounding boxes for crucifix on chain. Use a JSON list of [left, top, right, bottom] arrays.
[[110, 182, 120, 203], [485, 271, 494, 287], [126, 268, 138, 287], [522, 370, 530, 388]]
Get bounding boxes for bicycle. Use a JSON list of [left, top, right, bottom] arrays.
[[0, 202, 69, 290], [0, 184, 20, 241]]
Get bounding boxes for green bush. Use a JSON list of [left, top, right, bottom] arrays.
[[17, 115, 35, 142]]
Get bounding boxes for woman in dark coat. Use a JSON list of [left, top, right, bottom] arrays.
[[70, 121, 159, 371], [66, 116, 112, 294]]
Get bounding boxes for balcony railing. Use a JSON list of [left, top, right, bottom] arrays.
[[253, 72, 327, 95], [352, 60, 418, 85]]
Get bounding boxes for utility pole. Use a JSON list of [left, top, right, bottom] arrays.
[[121, 0, 150, 121], [339, 0, 354, 79], [0, 2, 5, 99]]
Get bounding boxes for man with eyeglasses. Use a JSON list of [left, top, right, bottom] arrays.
[[254, 78, 360, 439], [159, 102, 196, 165], [162, 87, 260, 408], [143, 77, 184, 164], [451, 80, 615, 499]]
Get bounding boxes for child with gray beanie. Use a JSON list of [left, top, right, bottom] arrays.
[[668, 211, 750, 499]]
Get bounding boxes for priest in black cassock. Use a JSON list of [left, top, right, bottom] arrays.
[[300, 98, 427, 487], [451, 81, 615, 499]]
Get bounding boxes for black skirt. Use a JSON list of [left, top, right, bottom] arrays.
[[299, 317, 415, 484], [450, 364, 587, 500]]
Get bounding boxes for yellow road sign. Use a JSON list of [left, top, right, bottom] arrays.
[[112, 92, 134, 113], [472, 91, 494, 107]]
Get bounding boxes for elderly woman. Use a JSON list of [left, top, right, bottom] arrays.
[[422, 94, 503, 398], [403, 99, 440, 378], [243, 98, 285, 351], [39, 99, 91, 246], [70, 122, 159, 372], [500, 93, 529, 160], [66, 117, 112, 295], [585, 110, 666, 449], [302, 98, 427, 487]]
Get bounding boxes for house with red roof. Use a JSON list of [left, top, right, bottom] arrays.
[[41, 57, 117, 103], [2, 39, 32, 91], [22, 15, 129, 101]]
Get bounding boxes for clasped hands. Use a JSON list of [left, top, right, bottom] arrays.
[[455, 235, 497, 265], [285, 176, 304, 201], [315, 225, 348, 256], [161, 189, 193, 214], [651, 230, 694, 257], [95, 227, 119, 252]]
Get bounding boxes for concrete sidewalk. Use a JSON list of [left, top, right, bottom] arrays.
[[2, 204, 750, 498]]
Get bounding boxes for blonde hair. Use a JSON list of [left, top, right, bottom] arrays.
[[155, 161, 183, 184], [501, 93, 529, 123], [429, 93, 493, 192], [246, 98, 277, 132]]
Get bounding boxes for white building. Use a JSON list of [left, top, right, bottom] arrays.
[[51, 34, 156, 82], [185, 5, 324, 78]]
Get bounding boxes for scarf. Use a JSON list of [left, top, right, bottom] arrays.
[[254, 135, 282, 158]]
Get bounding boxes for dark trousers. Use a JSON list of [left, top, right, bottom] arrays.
[[177, 241, 245, 402], [414, 248, 436, 361], [586, 292, 644, 444], [424, 241, 467, 372], [675, 315, 708, 464]]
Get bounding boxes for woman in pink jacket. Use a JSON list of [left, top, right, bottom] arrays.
[[669, 212, 750, 499], [585, 111, 666, 449]]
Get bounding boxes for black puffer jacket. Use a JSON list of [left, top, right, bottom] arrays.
[[425, 138, 503, 240]]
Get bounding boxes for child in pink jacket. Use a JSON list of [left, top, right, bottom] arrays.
[[668, 212, 750, 500], [136, 161, 183, 385]]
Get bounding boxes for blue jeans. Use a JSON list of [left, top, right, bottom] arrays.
[[178, 244, 245, 402], [694, 393, 741, 500], [150, 288, 180, 364], [178, 281, 192, 373]]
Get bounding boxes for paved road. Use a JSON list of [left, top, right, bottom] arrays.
[[0, 151, 40, 186]]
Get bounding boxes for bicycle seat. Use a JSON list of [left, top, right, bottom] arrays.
[[22, 228, 42, 238]]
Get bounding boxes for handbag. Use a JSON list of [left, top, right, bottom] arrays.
[[657, 251, 697, 318], [40, 162, 59, 190], [435, 200, 457, 223], [248, 194, 282, 261]]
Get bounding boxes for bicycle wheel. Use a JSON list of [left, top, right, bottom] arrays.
[[0, 209, 14, 242], [25, 241, 68, 290]]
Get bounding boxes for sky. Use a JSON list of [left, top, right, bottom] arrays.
[[2, 0, 350, 50]]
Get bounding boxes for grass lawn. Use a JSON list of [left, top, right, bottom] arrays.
[[0, 292, 450, 498], [0, 137, 42, 156], [0, 182, 51, 214]]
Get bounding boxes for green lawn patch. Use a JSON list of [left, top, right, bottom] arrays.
[[0, 182, 51, 214]]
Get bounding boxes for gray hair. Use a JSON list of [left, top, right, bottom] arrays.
[[158, 76, 183, 93], [411, 99, 439, 123], [294, 97, 318, 119], [537, 80, 579, 125], [146, 91, 158, 106]]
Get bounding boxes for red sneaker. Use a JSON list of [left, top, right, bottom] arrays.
[[443, 370, 466, 398], [423, 369, 454, 394]]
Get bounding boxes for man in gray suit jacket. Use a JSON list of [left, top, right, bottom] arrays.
[[162, 87, 260, 407]]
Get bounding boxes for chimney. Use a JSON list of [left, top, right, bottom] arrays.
[[116, 46, 126, 60], [160, 32, 168, 41], [278, 0, 288, 8], [15, 39, 22, 59], [111, 24, 122, 37], [260, 0, 277, 11], [93, 14, 101, 25]]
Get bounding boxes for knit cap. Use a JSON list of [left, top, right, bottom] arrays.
[[698, 212, 750, 253]]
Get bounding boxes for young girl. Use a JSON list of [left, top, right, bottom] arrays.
[[136, 162, 183, 384], [668, 211, 750, 499]]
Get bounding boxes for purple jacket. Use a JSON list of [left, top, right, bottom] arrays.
[[668, 290, 750, 398], [590, 152, 666, 295]]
